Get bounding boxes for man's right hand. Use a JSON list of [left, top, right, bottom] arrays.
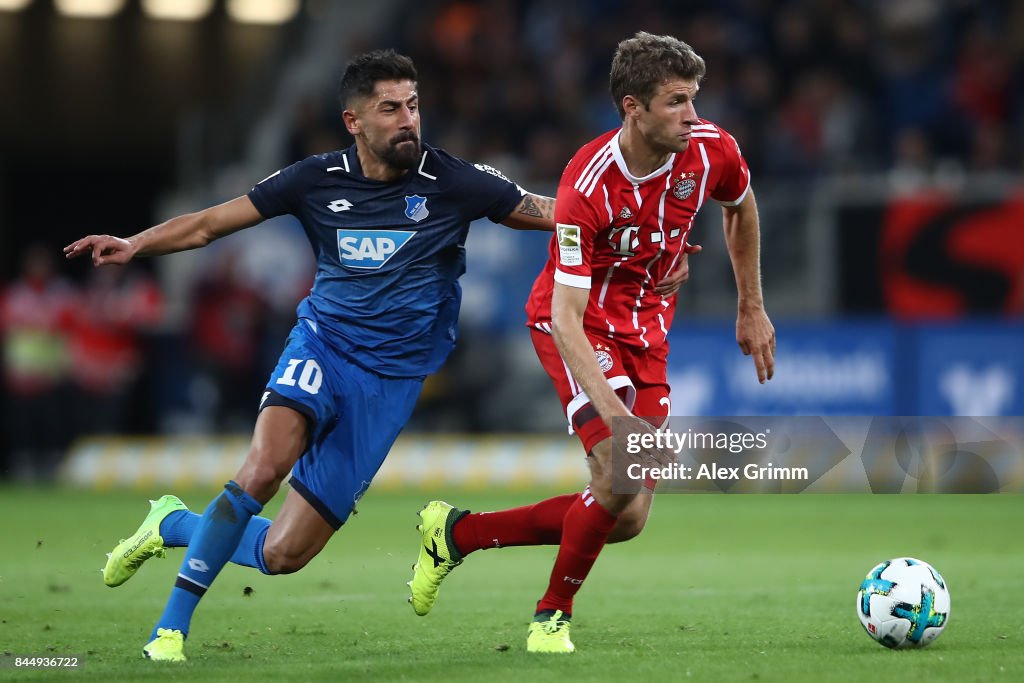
[[613, 414, 675, 469], [604, 414, 674, 497], [63, 235, 136, 266]]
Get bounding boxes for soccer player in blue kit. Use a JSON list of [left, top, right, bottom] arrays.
[[62, 49, 567, 662], [66, 49, 693, 663]]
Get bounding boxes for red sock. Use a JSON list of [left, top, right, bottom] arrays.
[[536, 486, 618, 615], [451, 493, 576, 555]]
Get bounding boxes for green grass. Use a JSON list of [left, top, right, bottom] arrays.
[[0, 487, 1021, 682]]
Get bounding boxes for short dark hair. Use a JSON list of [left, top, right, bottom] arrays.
[[609, 32, 706, 119], [338, 49, 418, 109]]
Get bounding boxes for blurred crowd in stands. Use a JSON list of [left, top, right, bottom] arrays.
[[1, 244, 308, 481], [4, 0, 1022, 479], [289, 0, 1024, 190], [2, 247, 160, 480]]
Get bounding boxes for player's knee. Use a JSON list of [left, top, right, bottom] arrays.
[[591, 488, 637, 517], [588, 471, 643, 515], [236, 458, 288, 502], [586, 475, 614, 508]]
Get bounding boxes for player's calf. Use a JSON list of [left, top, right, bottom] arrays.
[[607, 488, 654, 543], [258, 487, 337, 574], [607, 509, 646, 542], [262, 540, 319, 574]]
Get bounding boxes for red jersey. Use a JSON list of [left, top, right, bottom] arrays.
[[525, 123, 750, 349]]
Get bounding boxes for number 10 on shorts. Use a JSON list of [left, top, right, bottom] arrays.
[[276, 359, 323, 394]]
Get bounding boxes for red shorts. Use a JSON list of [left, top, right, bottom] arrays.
[[530, 327, 671, 453]]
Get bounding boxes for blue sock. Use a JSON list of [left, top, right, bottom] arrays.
[[159, 510, 199, 547], [151, 482, 263, 640], [160, 509, 273, 572]]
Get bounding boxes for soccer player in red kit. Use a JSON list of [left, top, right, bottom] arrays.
[[409, 32, 776, 653]]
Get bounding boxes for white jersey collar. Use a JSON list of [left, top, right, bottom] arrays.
[[610, 129, 676, 185]]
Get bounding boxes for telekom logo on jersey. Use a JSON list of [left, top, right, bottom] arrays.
[[608, 225, 641, 257], [336, 229, 416, 269]]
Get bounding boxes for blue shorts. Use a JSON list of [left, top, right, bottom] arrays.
[[260, 319, 423, 529]]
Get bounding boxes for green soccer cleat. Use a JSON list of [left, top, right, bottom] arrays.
[[527, 610, 576, 654], [143, 628, 186, 662], [103, 495, 189, 588], [407, 500, 468, 616]]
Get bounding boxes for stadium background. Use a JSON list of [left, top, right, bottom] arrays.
[[2, 0, 1022, 485], [0, 2, 1022, 680]]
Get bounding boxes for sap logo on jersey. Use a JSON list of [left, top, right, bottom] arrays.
[[336, 229, 415, 269]]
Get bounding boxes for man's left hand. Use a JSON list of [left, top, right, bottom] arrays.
[[654, 243, 702, 296], [737, 307, 775, 384]]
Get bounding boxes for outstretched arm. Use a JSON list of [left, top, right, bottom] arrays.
[[500, 193, 556, 231], [722, 188, 775, 383], [64, 196, 264, 266]]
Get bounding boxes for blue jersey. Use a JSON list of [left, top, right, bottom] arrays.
[[248, 144, 524, 378]]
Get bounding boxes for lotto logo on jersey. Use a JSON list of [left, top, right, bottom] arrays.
[[336, 229, 415, 269]]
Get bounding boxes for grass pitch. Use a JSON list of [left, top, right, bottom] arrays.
[[0, 487, 1021, 682]]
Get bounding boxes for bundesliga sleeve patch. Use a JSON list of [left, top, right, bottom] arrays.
[[557, 224, 583, 266]]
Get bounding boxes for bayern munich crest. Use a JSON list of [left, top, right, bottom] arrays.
[[673, 177, 697, 200], [594, 344, 614, 373]]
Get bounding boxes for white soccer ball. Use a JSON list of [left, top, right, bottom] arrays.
[[856, 557, 950, 649]]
